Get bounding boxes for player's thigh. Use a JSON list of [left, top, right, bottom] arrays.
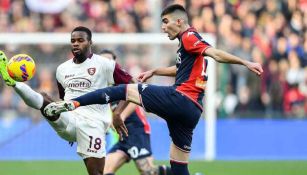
[[134, 84, 175, 117], [134, 156, 156, 174], [76, 118, 109, 159], [104, 150, 129, 173], [170, 142, 190, 163], [46, 111, 77, 142]]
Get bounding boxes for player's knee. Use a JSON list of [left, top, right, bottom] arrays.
[[103, 165, 115, 174], [126, 84, 141, 105]]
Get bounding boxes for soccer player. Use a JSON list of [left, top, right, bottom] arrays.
[[99, 49, 172, 175], [0, 26, 133, 175], [44, 4, 263, 175]]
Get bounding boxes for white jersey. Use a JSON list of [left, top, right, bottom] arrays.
[[56, 54, 115, 123]]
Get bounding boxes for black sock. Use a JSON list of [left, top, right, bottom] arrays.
[[73, 84, 126, 106], [170, 160, 190, 175], [158, 165, 173, 175]]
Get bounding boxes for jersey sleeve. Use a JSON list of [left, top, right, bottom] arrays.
[[113, 63, 132, 84], [102, 59, 116, 85], [55, 66, 65, 100], [182, 32, 211, 55], [57, 81, 65, 100]]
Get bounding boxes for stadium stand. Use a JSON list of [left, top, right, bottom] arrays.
[[0, 0, 306, 119]]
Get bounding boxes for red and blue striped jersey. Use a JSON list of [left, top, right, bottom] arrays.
[[175, 27, 211, 110]]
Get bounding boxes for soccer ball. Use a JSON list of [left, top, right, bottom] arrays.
[[7, 54, 36, 82]]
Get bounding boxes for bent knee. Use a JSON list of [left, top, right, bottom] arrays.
[[103, 164, 116, 174], [126, 84, 141, 105]]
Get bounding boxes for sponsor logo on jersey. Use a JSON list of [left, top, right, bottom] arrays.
[[141, 84, 148, 91], [65, 74, 75, 79], [105, 93, 110, 103], [183, 145, 191, 151], [88, 68, 96, 75], [65, 78, 92, 90], [87, 148, 97, 153], [139, 148, 150, 156]]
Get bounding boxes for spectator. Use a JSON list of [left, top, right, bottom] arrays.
[[0, 0, 306, 118]]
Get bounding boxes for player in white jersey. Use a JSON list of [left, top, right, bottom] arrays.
[[0, 26, 132, 175]]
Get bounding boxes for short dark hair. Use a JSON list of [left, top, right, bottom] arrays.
[[161, 4, 187, 17], [100, 49, 117, 60], [72, 26, 92, 41]]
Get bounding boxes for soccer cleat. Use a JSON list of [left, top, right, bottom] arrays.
[[44, 100, 79, 116], [0, 50, 16, 86]]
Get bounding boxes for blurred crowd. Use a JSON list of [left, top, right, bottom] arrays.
[[0, 0, 306, 119]]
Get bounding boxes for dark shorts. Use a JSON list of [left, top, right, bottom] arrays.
[[108, 132, 152, 160], [138, 84, 202, 152]]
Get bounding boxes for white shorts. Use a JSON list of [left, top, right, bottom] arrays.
[[47, 111, 110, 159]]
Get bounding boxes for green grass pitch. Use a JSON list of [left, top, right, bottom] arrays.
[[1, 160, 307, 175]]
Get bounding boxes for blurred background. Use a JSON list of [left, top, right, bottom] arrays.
[[0, 0, 307, 174]]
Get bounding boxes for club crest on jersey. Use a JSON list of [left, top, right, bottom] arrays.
[[88, 68, 96, 75]]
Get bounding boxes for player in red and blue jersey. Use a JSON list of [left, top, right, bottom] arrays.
[[100, 50, 172, 175], [174, 27, 211, 110], [45, 4, 263, 175]]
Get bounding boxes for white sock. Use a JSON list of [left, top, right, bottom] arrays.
[[14, 82, 44, 110]]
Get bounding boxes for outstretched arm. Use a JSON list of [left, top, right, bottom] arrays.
[[137, 65, 176, 82], [204, 47, 263, 76]]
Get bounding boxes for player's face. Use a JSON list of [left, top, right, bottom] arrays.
[[161, 14, 181, 40], [71, 31, 91, 57]]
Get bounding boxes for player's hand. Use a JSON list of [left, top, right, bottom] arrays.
[[112, 113, 128, 141], [245, 61, 263, 76], [137, 70, 154, 82]]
